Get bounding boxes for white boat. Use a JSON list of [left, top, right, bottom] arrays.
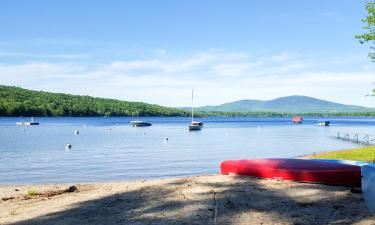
[[130, 120, 152, 127], [317, 121, 330, 126], [362, 164, 375, 214], [189, 90, 203, 131], [16, 117, 39, 126]]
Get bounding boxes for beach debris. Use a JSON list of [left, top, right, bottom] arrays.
[[2, 196, 15, 201], [22, 185, 79, 200], [66, 185, 78, 193]]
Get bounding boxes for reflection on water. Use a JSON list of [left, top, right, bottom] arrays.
[[0, 117, 374, 184]]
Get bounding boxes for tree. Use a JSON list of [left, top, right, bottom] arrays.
[[355, 1, 375, 61]]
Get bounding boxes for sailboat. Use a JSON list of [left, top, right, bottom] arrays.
[[188, 90, 203, 131]]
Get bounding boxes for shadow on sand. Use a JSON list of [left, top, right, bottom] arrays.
[[7, 175, 375, 225]]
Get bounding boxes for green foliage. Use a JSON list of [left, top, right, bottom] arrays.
[[355, 1, 375, 61], [308, 145, 375, 163], [26, 190, 39, 197], [0, 85, 189, 117]]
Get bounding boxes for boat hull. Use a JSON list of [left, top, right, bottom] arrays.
[[318, 121, 330, 126], [130, 121, 152, 127], [221, 158, 361, 187], [362, 165, 375, 214], [16, 122, 39, 126], [189, 125, 202, 131], [310, 159, 372, 166], [133, 123, 152, 127]]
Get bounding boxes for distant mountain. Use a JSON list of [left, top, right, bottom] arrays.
[[193, 96, 372, 113]]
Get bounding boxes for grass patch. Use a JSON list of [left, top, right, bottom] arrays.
[[308, 145, 375, 162], [26, 190, 39, 197]]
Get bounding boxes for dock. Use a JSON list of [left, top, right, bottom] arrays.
[[335, 132, 375, 145]]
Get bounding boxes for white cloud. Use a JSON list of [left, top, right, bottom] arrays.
[[0, 50, 374, 107]]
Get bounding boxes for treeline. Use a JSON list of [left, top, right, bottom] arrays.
[[0, 85, 189, 117], [1, 85, 374, 117]]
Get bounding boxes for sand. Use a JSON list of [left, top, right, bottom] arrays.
[[1, 174, 374, 225]]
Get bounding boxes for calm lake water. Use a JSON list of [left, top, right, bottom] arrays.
[[1, 117, 375, 184]]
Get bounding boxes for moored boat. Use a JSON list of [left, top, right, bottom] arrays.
[[189, 90, 203, 131], [318, 120, 330, 126], [221, 158, 361, 187], [189, 121, 203, 131], [130, 121, 152, 127], [16, 117, 39, 126]]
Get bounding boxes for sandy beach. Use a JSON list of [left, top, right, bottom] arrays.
[[1, 174, 374, 225]]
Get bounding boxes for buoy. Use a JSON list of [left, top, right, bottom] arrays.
[[74, 130, 79, 134], [65, 143, 72, 149], [164, 137, 169, 142]]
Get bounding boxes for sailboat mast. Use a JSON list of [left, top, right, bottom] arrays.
[[191, 89, 194, 122]]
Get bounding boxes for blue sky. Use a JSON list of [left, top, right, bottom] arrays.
[[0, 0, 374, 107]]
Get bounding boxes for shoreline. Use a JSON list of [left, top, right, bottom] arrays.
[[1, 174, 374, 225]]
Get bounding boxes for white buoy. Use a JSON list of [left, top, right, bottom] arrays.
[[65, 143, 72, 149], [107, 127, 112, 131], [74, 130, 79, 134]]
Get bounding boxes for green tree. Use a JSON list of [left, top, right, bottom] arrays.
[[355, 1, 375, 62]]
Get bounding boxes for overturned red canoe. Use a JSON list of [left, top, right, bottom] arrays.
[[221, 158, 361, 187]]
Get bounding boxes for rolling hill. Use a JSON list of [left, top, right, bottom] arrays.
[[194, 96, 372, 113], [0, 85, 189, 117]]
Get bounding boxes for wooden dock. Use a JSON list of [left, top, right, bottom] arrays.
[[335, 132, 375, 145]]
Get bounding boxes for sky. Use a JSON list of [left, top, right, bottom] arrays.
[[0, 0, 374, 107]]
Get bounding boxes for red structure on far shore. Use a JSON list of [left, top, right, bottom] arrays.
[[292, 116, 303, 123]]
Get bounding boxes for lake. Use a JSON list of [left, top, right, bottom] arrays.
[[0, 117, 374, 184]]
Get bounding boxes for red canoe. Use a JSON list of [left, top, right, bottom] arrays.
[[221, 158, 361, 187]]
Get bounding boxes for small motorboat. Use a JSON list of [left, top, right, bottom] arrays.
[[221, 158, 361, 187], [318, 121, 330, 126], [16, 117, 39, 126], [130, 120, 152, 127]]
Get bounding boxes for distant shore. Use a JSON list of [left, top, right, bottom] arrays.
[[1, 174, 374, 225]]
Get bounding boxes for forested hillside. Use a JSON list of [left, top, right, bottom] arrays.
[[0, 85, 189, 117]]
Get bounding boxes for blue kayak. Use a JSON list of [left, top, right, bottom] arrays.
[[362, 164, 375, 215], [309, 159, 373, 166]]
